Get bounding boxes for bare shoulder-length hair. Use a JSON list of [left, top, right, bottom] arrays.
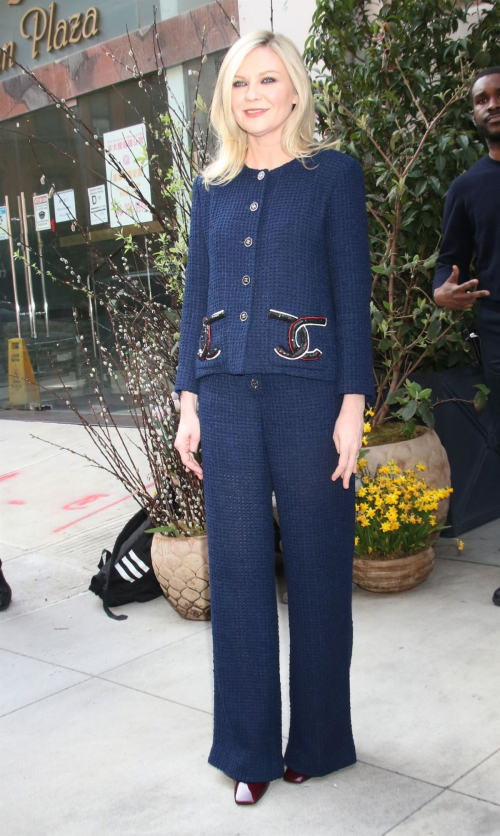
[[199, 29, 337, 188]]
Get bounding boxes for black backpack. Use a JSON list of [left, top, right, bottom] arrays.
[[89, 508, 162, 620]]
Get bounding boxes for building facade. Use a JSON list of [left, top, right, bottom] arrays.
[[0, 0, 315, 411]]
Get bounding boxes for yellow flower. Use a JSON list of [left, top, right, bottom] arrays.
[[368, 546, 373, 554], [381, 521, 391, 532], [379, 465, 390, 475], [363, 422, 372, 434], [354, 536, 359, 546], [385, 507, 398, 523], [362, 436, 368, 446], [456, 539, 465, 552], [429, 516, 436, 527], [358, 457, 367, 467], [367, 508, 376, 518], [357, 487, 367, 498], [365, 409, 375, 417], [416, 462, 426, 471]]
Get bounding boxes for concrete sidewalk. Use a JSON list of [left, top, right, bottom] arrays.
[[0, 418, 499, 836]]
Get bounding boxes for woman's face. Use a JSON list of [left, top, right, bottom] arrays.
[[230, 45, 299, 140]]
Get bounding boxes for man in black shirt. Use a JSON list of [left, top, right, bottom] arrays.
[[433, 67, 500, 606]]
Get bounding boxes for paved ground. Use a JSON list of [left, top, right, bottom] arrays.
[[0, 418, 499, 836]]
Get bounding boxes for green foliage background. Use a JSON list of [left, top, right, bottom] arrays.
[[305, 0, 500, 422]]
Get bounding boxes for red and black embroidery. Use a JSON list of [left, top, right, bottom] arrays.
[[197, 309, 226, 360], [269, 309, 327, 360]]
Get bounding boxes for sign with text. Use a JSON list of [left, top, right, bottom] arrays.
[[87, 183, 108, 225], [33, 193, 51, 231], [1, 3, 100, 76], [0, 206, 8, 241], [103, 123, 153, 228], [53, 189, 76, 223]]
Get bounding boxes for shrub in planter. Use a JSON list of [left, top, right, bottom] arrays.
[[353, 458, 453, 592], [306, 0, 500, 433]]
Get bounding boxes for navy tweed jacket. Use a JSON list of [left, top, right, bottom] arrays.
[[174, 148, 375, 399]]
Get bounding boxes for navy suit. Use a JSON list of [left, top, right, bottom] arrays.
[[175, 149, 374, 782]]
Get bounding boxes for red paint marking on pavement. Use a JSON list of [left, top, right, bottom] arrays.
[[7, 500, 26, 506], [0, 472, 19, 482], [62, 494, 109, 511], [52, 482, 155, 533]]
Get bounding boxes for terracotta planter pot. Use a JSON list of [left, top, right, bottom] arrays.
[[151, 532, 210, 620], [353, 545, 434, 593], [364, 428, 451, 526]]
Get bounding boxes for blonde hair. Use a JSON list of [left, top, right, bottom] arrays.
[[200, 29, 336, 187]]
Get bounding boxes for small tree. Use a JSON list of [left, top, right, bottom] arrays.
[[1, 11, 239, 533], [305, 0, 500, 428]]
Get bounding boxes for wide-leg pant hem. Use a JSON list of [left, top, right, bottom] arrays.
[[283, 750, 357, 779], [208, 747, 285, 783]]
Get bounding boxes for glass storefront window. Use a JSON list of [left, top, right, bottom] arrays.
[[0, 73, 173, 413], [0, 40, 227, 415]]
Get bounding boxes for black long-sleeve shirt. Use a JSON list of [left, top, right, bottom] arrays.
[[433, 154, 500, 304]]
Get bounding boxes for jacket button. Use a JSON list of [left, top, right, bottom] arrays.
[[250, 201, 259, 211], [257, 171, 265, 180], [242, 275, 251, 285], [244, 237, 252, 247], [251, 379, 258, 388], [240, 311, 248, 321]]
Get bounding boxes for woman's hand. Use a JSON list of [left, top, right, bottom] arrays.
[[331, 394, 365, 489], [174, 391, 203, 480]]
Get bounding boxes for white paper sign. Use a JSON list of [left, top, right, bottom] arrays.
[[53, 189, 77, 223], [33, 194, 51, 231], [88, 184, 108, 225], [0, 206, 8, 241], [103, 123, 153, 228]]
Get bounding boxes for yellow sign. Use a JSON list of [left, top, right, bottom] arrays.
[[8, 338, 40, 406]]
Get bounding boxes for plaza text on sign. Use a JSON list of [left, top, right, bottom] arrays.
[[1, 1, 99, 67]]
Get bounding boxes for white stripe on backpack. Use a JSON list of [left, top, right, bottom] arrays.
[[128, 549, 149, 573], [115, 563, 136, 583], [121, 555, 143, 579]]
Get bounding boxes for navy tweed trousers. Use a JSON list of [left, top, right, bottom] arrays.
[[197, 373, 357, 783]]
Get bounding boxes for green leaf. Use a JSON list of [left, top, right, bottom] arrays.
[[473, 391, 488, 413], [386, 387, 407, 404], [145, 524, 179, 535], [427, 318, 442, 341], [419, 402, 434, 428], [423, 251, 438, 270], [378, 338, 392, 350], [400, 400, 418, 421], [428, 176, 441, 193]]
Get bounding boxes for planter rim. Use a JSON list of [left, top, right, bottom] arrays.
[[366, 424, 433, 449], [354, 545, 434, 562], [152, 530, 207, 540]]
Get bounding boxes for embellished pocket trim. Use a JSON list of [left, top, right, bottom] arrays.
[[197, 309, 226, 360], [269, 308, 327, 360]]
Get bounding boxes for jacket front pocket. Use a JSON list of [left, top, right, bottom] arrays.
[[197, 309, 226, 360], [268, 309, 327, 360]]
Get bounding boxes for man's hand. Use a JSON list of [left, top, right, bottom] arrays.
[[434, 265, 490, 311]]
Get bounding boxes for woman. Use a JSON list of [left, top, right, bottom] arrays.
[[174, 29, 374, 805]]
